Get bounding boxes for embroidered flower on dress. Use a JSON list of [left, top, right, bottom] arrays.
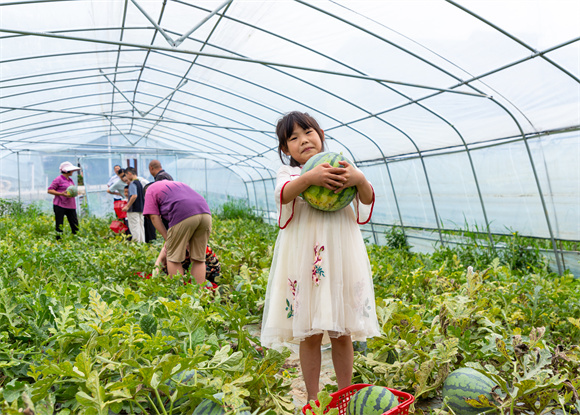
[[286, 278, 298, 318], [285, 298, 294, 318], [363, 297, 371, 318], [312, 243, 325, 286]]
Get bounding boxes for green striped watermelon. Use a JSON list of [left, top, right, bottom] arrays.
[[346, 385, 398, 415], [192, 398, 225, 415], [442, 367, 497, 415], [191, 396, 252, 415], [66, 185, 78, 197], [301, 152, 357, 211]]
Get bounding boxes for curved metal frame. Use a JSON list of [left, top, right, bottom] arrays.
[[0, 1, 577, 273]]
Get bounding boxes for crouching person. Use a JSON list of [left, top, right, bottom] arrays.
[[153, 245, 221, 288], [143, 181, 211, 284]]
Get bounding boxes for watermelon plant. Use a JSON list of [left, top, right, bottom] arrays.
[[0, 200, 293, 415], [300, 152, 357, 212], [0, 198, 578, 415]]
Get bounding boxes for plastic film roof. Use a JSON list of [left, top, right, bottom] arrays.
[[2, 0, 578, 178]]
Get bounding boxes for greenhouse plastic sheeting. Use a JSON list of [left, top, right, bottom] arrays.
[[1, 0, 579, 271]]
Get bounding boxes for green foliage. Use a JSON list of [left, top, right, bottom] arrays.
[[385, 226, 410, 251], [360, 245, 580, 413], [0, 209, 290, 415], [215, 198, 263, 222], [304, 391, 338, 415], [432, 229, 546, 273], [0, 199, 578, 414], [0, 199, 41, 219], [497, 231, 544, 272]]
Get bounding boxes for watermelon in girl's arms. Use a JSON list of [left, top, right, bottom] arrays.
[[346, 385, 398, 415], [300, 152, 356, 212]]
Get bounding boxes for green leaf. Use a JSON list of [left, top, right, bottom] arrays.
[[150, 371, 160, 389], [2, 379, 27, 402], [305, 391, 337, 415], [139, 314, 158, 337], [495, 337, 511, 360]]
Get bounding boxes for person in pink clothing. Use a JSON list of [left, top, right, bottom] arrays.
[[143, 180, 211, 284], [47, 161, 81, 239]]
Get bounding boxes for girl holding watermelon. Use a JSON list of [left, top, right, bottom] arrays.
[[260, 111, 380, 401]]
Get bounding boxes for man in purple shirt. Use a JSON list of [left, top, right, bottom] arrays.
[[47, 161, 81, 239], [143, 181, 211, 284]]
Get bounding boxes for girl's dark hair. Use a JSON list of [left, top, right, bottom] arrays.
[[276, 111, 325, 167]]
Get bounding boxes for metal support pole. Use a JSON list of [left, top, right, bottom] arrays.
[[253, 181, 258, 212], [243, 181, 250, 208], [99, 69, 144, 117], [521, 138, 563, 274], [79, 156, 89, 217], [130, 0, 176, 47], [370, 222, 378, 245], [173, 0, 234, 47], [2, 29, 488, 98], [205, 158, 208, 199], [174, 154, 178, 181], [16, 151, 21, 202], [262, 177, 270, 217]]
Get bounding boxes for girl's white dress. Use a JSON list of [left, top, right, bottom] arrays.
[[260, 165, 381, 349]]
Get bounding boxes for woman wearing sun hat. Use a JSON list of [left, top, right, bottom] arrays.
[[47, 161, 81, 239]]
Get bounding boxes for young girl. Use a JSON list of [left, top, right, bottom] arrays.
[[260, 111, 380, 400]]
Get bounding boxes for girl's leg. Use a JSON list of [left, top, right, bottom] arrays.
[[300, 334, 323, 401], [329, 335, 354, 391]]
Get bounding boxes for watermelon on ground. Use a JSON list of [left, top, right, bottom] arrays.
[[300, 152, 357, 212], [66, 185, 78, 197], [163, 369, 199, 409], [191, 397, 225, 415], [346, 385, 398, 415], [442, 367, 497, 415]]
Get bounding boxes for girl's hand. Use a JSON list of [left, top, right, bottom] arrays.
[[61, 192, 72, 198], [336, 160, 374, 204], [305, 162, 348, 191], [332, 160, 364, 192]]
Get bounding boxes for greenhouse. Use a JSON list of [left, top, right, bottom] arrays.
[[0, 1, 579, 414]]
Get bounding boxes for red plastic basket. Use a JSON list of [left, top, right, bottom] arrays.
[[114, 200, 127, 219], [109, 220, 128, 234], [302, 384, 414, 415]]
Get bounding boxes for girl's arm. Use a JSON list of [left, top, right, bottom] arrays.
[[280, 163, 347, 204], [337, 161, 373, 205]]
